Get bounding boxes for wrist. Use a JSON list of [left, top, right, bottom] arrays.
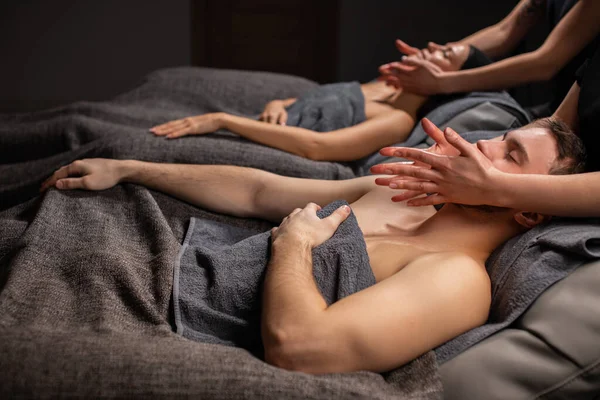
[[216, 112, 230, 129], [488, 169, 515, 208], [118, 160, 140, 183], [439, 72, 461, 94], [272, 233, 313, 252]]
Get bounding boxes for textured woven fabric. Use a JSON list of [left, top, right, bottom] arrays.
[[0, 68, 442, 399], [0, 67, 355, 210]]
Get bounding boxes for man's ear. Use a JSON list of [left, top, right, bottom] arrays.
[[514, 212, 550, 229]]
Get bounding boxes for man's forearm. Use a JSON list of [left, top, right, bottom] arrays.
[[119, 160, 266, 218], [261, 237, 328, 370]]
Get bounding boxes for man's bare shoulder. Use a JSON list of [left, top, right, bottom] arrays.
[[401, 251, 491, 305]]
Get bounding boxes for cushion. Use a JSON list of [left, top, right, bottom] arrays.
[[440, 260, 600, 399]]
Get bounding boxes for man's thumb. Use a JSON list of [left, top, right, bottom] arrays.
[[326, 205, 351, 228]]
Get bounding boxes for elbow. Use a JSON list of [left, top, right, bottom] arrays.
[[530, 50, 562, 82], [298, 136, 327, 161], [263, 326, 324, 373]]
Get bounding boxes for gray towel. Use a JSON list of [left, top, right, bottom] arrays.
[[435, 218, 600, 363], [285, 82, 366, 132], [174, 200, 376, 356]]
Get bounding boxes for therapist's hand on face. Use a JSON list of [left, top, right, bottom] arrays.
[[370, 119, 500, 207]]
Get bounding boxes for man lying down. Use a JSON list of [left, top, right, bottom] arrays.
[[41, 117, 585, 375]]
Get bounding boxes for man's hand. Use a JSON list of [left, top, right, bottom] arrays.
[[259, 100, 288, 125], [271, 203, 351, 248], [40, 159, 125, 192], [149, 112, 226, 139], [371, 127, 502, 207]]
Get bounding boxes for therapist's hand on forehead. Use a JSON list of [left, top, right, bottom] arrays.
[[370, 118, 499, 207]]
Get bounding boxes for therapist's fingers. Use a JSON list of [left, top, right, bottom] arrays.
[[421, 118, 446, 144], [443, 127, 479, 157], [389, 190, 422, 202], [406, 194, 447, 207], [395, 39, 421, 56], [390, 148, 449, 169], [373, 164, 442, 181]]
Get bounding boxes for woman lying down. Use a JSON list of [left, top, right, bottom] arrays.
[[42, 118, 585, 374], [149, 44, 491, 162]]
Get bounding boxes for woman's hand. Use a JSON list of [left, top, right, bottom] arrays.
[[149, 112, 226, 139], [40, 159, 126, 192], [259, 100, 288, 125], [371, 118, 461, 198], [380, 57, 447, 95], [271, 203, 351, 248], [371, 125, 504, 207]]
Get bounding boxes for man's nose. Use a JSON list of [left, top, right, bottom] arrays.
[[476, 140, 496, 159]]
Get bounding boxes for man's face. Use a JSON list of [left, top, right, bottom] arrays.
[[476, 127, 558, 175]]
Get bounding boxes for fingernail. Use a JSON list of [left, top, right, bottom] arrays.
[[341, 205, 350, 212], [390, 183, 398, 188]]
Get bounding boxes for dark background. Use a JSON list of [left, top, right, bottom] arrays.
[[0, 0, 546, 113]]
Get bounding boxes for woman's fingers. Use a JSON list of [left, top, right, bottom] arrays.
[[406, 194, 447, 207], [278, 112, 287, 126], [389, 190, 423, 202], [151, 119, 184, 132], [372, 164, 442, 181], [389, 61, 416, 73], [390, 148, 448, 168], [395, 39, 420, 56], [387, 179, 438, 193], [165, 127, 192, 139], [421, 118, 446, 144], [152, 120, 187, 135], [444, 127, 478, 157]]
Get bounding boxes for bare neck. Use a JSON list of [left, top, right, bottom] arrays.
[[410, 204, 522, 262]]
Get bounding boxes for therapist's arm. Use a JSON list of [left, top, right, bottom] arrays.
[[451, 0, 546, 59], [390, 0, 600, 95]]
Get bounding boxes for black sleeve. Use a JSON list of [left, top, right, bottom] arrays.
[[576, 59, 589, 86]]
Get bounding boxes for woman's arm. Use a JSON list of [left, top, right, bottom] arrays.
[[372, 124, 600, 218], [554, 82, 580, 132], [452, 0, 546, 59], [223, 111, 416, 161], [389, 0, 600, 95], [151, 110, 418, 162]]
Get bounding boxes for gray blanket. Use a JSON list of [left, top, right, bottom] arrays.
[[0, 67, 356, 210], [285, 82, 366, 132], [0, 68, 442, 399], [435, 218, 600, 363], [175, 201, 376, 354]]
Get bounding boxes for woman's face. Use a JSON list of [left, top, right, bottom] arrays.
[[415, 45, 470, 72]]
